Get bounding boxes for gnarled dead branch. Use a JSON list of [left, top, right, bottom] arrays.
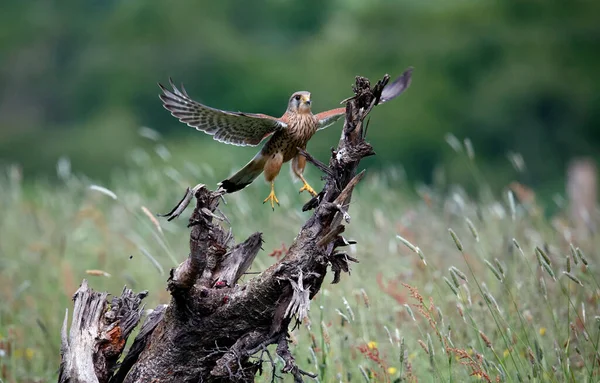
[[58, 68, 412, 382]]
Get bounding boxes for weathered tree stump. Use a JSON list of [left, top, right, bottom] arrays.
[[58, 69, 412, 383]]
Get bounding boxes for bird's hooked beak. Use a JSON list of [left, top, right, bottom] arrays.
[[301, 94, 311, 106]]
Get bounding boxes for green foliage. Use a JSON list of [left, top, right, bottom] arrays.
[[1, 0, 599, 191], [0, 138, 599, 382]]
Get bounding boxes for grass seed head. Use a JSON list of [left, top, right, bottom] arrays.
[[399, 337, 406, 364], [448, 228, 463, 252], [436, 306, 444, 324], [141, 205, 163, 235], [336, 309, 350, 324], [360, 288, 370, 309], [449, 269, 460, 288], [456, 303, 465, 321], [358, 365, 370, 382], [497, 364, 507, 382], [541, 260, 556, 280], [538, 277, 547, 299], [342, 297, 355, 321], [484, 259, 504, 282], [384, 326, 393, 345], [493, 258, 505, 277], [535, 246, 552, 265], [562, 272, 583, 286], [404, 304, 416, 321], [582, 329, 590, 342], [418, 339, 429, 354], [427, 333, 435, 366], [444, 277, 459, 296], [479, 331, 492, 349], [426, 333, 435, 356], [396, 234, 417, 253], [309, 346, 318, 368], [320, 321, 330, 347], [575, 247, 588, 266], [450, 266, 468, 282], [512, 238, 525, 257], [483, 292, 501, 312], [569, 243, 579, 264], [460, 284, 472, 306], [465, 217, 479, 241], [416, 246, 427, 266], [446, 335, 455, 348]]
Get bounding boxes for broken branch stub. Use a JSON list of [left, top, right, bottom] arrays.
[[58, 280, 147, 383]]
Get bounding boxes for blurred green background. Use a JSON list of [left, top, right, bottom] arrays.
[[1, 0, 599, 194], [2, 2, 600, 381]]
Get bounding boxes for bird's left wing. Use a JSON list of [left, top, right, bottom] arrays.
[[315, 67, 413, 131], [159, 79, 287, 147], [315, 107, 346, 131], [379, 67, 413, 104]]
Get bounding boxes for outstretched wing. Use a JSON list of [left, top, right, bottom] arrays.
[[315, 67, 413, 131], [159, 79, 287, 146], [315, 107, 346, 131]]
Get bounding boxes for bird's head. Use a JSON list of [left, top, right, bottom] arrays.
[[288, 91, 312, 114]]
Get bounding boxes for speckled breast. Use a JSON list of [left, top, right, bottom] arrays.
[[262, 114, 318, 162]]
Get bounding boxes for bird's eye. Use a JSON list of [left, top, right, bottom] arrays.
[[294, 95, 301, 101]]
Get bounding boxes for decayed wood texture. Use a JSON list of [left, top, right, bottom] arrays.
[[59, 281, 147, 383]]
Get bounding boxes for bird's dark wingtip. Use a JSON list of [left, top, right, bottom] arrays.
[[157, 82, 168, 94], [158, 93, 171, 107], [168, 77, 180, 93], [402, 67, 414, 84], [157, 83, 170, 103], [180, 83, 189, 97], [379, 66, 414, 104]]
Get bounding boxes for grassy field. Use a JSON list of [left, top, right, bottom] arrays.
[[0, 137, 599, 382]]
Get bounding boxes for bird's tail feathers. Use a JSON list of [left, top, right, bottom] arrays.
[[218, 153, 266, 193]]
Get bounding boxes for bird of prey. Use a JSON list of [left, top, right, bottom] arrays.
[[158, 68, 412, 209]]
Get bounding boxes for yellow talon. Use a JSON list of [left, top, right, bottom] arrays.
[[299, 181, 317, 197], [263, 182, 280, 210]]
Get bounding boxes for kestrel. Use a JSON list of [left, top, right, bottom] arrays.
[[158, 68, 412, 209]]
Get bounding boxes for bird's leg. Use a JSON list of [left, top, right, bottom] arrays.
[[292, 154, 318, 197], [297, 174, 317, 197], [263, 181, 280, 210]]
